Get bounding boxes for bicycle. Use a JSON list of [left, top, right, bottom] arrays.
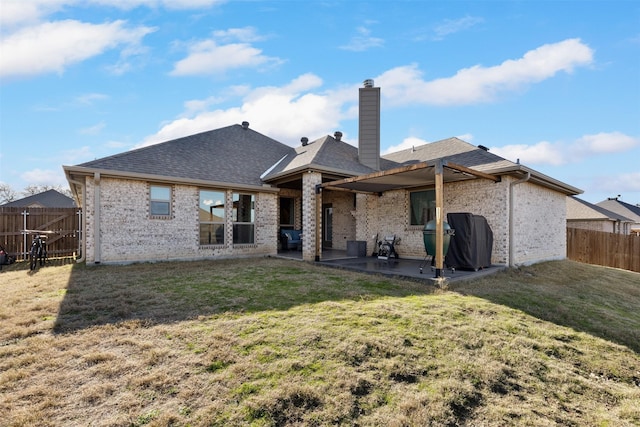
[[29, 234, 47, 270]]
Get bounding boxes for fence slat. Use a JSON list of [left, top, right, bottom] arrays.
[[567, 227, 640, 273], [0, 207, 81, 260]]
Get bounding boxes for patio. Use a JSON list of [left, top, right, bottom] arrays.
[[277, 248, 506, 284]]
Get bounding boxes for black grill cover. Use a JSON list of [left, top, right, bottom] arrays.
[[445, 213, 493, 271]]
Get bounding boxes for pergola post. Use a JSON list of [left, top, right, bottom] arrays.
[[434, 159, 444, 278]]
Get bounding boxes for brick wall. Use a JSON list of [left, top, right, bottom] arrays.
[[322, 191, 356, 250], [83, 176, 277, 264], [301, 172, 322, 261], [351, 176, 567, 266], [511, 179, 567, 265], [567, 220, 615, 233]]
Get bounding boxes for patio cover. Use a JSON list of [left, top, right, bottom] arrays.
[[317, 159, 500, 278]]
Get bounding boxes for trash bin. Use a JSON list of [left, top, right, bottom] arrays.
[[347, 240, 367, 257]]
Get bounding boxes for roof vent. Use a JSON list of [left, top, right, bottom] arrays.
[[301, 137, 309, 146], [334, 131, 343, 141], [363, 79, 374, 88], [241, 121, 249, 129], [478, 144, 489, 151]]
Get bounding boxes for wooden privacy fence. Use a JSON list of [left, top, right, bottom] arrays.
[[567, 227, 640, 273], [0, 207, 81, 260]]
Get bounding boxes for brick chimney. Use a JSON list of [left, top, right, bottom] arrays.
[[358, 79, 380, 170]]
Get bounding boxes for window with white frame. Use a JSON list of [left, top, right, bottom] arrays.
[[199, 190, 225, 245], [409, 189, 436, 225], [232, 192, 255, 244], [150, 185, 172, 217]]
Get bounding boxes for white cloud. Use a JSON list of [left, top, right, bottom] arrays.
[[571, 132, 639, 155], [383, 136, 429, 155], [456, 133, 474, 142], [170, 32, 282, 76], [78, 122, 106, 135], [376, 38, 594, 106], [340, 25, 384, 52], [212, 27, 265, 43], [21, 168, 68, 187], [591, 172, 640, 193], [490, 141, 566, 166], [490, 131, 639, 166], [140, 73, 340, 147], [0, 0, 225, 27], [74, 93, 110, 106], [433, 15, 484, 40], [0, 20, 155, 79]]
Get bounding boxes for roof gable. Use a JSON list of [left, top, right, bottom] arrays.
[[567, 196, 633, 221], [382, 137, 515, 173], [262, 134, 388, 180], [596, 199, 640, 222], [75, 124, 294, 187]]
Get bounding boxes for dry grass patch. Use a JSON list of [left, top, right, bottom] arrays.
[[0, 258, 639, 426]]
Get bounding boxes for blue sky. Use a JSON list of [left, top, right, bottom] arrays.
[[1, 0, 638, 205]]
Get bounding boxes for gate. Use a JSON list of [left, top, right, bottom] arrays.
[[0, 207, 81, 260]]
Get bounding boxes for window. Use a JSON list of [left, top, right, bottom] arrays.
[[410, 190, 435, 225], [150, 185, 171, 217], [279, 197, 294, 229], [199, 190, 225, 245], [233, 193, 255, 244]]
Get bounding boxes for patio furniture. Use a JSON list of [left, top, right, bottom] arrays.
[[281, 229, 302, 250]]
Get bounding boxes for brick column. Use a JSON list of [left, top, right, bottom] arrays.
[[302, 171, 322, 261]]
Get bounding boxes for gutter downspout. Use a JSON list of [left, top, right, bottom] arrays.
[[68, 177, 87, 263], [93, 172, 101, 264], [509, 171, 530, 267]]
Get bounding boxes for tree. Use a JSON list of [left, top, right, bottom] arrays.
[[22, 184, 72, 199], [0, 183, 18, 204]]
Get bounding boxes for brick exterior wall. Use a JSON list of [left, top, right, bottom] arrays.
[[511, 178, 567, 265], [82, 172, 567, 267], [321, 190, 356, 250], [301, 172, 322, 261], [83, 176, 278, 264], [567, 220, 615, 233], [346, 176, 567, 266]]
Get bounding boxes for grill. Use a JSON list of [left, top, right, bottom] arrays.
[[419, 220, 455, 275]]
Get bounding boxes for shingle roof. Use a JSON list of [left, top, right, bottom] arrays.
[[567, 196, 633, 221], [262, 134, 383, 179], [76, 124, 294, 187], [382, 137, 516, 173], [0, 189, 75, 208], [596, 198, 640, 223]]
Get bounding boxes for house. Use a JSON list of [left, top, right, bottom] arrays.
[[596, 197, 640, 236], [63, 80, 582, 270], [0, 189, 75, 208], [567, 196, 634, 234]]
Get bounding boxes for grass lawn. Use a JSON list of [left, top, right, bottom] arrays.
[[1, 258, 639, 426]]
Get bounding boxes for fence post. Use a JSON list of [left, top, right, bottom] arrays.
[[22, 210, 29, 261]]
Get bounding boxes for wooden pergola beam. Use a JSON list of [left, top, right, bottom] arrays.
[[319, 162, 432, 189]]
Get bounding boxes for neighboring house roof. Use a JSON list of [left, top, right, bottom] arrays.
[[567, 196, 633, 222], [596, 198, 640, 223], [0, 189, 75, 208], [70, 124, 295, 188]]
